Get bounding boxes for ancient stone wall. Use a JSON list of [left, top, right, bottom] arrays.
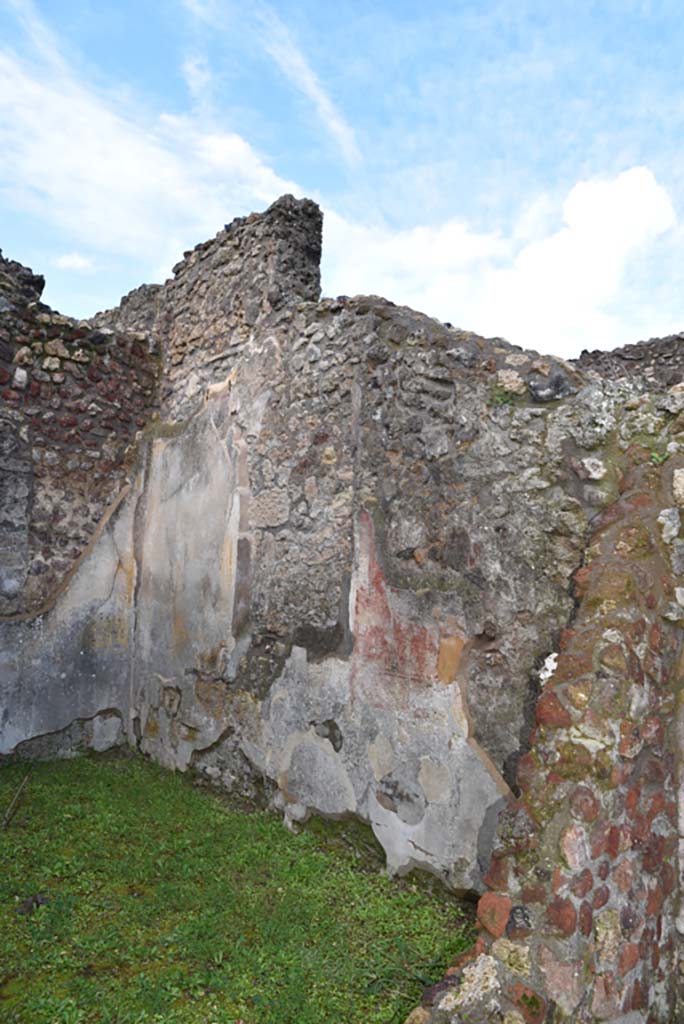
[[577, 334, 684, 389], [94, 196, 322, 421], [0, 253, 159, 617], [2, 197, 684, 1021]]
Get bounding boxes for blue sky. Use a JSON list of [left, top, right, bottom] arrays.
[[2, 0, 684, 356]]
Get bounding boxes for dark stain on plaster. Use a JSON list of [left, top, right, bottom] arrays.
[[311, 719, 343, 752], [293, 621, 344, 660], [0, 709, 123, 764], [232, 537, 251, 636]]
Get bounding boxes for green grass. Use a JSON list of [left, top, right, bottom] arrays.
[[490, 387, 515, 407], [0, 754, 473, 1024]]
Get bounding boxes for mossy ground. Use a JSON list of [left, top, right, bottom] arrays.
[[0, 753, 472, 1024]]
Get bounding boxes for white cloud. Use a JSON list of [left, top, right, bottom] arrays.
[[179, 0, 361, 167], [180, 0, 218, 21], [255, 5, 362, 167], [322, 210, 506, 304], [54, 252, 95, 273], [0, 36, 300, 284], [2, 4, 680, 355], [475, 167, 676, 354], [181, 54, 212, 108], [3, 0, 66, 70], [324, 167, 678, 358]]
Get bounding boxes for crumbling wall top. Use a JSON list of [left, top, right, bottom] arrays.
[[93, 194, 323, 420], [0, 249, 45, 311], [576, 332, 684, 389]]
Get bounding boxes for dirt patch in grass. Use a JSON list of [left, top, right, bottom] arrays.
[[0, 753, 473, 1024]]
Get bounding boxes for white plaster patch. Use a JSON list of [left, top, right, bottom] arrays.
[[581, 457, 606, 480], [418, 758, 451, 803], [539, 652, 558, 684], [567, 724, 611, 754], [368, 733, 396, 781]]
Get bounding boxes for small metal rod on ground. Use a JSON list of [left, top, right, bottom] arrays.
[[2, 766, 32, 829]]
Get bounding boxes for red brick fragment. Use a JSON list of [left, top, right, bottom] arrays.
[[579, 900, 593, 937], [631, 978, 645, 1010], [638, 929, 653, 961], [509, 983, 547, 1024], [591, 823, 610, 859], [558, 628, 576, 650], [610, 761, 635, 787], [483, 855, 509, 891], [618, 943, 640, 976], [552, 866, 568, 894], [516, 751, 536, 792], [643, 835, 666, 873], [570, 785, 600, 822], [476, 892, 512, 938], [607, 825, 622, 859], [661, 863, 676, 896], [613, 859, 634, 893], [546, 896, 577, 936], [536, 691, 572, 729], [593, 885, 610, 910], [645, 790, 665, 822], [521, 884, 547, 905], [630, 492, 652, 508], [642, 759, 666, 785], [646, 881, 664, 916], [625, 783, 641, 815], [643, 720, 663, 753], [619, 721, 643, 758]]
